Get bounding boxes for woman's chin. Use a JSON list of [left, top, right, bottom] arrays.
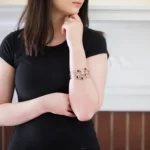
[[66, 9, 80, 15]]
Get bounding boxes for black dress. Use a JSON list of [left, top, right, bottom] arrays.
[[0, 27, 109, 150]]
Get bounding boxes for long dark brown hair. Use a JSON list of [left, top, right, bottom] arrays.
[[17, 0, 89, 56]]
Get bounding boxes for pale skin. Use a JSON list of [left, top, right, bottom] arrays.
[[0, 0, 108, 126]]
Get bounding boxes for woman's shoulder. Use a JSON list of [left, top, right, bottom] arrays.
[[83, 27, 109, 58], [0, 29, 24, 53], [2, 28, 24, 43], [83, 27, 105, 41], [83, 27, 107, 48], [83, 27, 107, 49], [0, 28, 24, 68]]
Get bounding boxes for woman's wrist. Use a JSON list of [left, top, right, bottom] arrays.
[[35, 96, 47, 115], [69, 43, 83, 52], [37, 93, 57, 114]]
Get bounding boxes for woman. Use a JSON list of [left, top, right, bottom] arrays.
[[0, 0, 109, 149]]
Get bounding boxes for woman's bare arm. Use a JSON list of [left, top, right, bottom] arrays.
[[0, 58, 50, 126], [0, 97, 45, 126], [0, 58, 75, 126]]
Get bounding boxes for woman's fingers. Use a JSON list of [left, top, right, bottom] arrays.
[[64, 17, 74, 24], [70, 14, 81, 22], [61, 16, 75, 34], [67, 105, 72, 111], [65, 111, 76, 118]]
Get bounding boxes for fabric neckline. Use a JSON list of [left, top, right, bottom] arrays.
[[45, 40, 67, 49]]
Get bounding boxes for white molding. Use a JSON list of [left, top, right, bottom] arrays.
[[89, 5, 150, 10], [101, 94, 150, 112], [105, 86, 150, 96], [89, 5, 150, 21], [0, 5, 150, 25]]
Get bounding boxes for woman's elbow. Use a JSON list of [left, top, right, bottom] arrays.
[[77, 102, 104, 121], [73, 103, 94, 121], [97, 98, 104, 110], [77, 112, 93, 122]]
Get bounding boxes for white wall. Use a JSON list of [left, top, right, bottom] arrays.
[[0, 5, 150, 111], [90, 0, 150, 5], [0, 0, 150, 5]]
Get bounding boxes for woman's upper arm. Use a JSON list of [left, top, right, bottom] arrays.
[[0, 58, 15, 104], [84, 28, 109, 107], [0, 32, 16, 104]]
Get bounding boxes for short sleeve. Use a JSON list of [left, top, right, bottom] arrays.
[[0, 32, 15, 67], [85, 29, 109, 59]]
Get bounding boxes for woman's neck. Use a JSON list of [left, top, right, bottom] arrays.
[[46, 11, 67, 46], [52, 11, 67, 35]]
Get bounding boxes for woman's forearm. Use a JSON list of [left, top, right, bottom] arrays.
[[0, 96, 45, 126], [69, 45, 99, 121]]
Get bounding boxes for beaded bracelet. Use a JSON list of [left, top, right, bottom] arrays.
[[70, 68, 90, 80]]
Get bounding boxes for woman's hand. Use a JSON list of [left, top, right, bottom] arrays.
[[41, 93, 76, 118], [61, 14, 83, 49]]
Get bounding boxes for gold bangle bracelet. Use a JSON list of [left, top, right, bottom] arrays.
[[70, 68, 90, 80]]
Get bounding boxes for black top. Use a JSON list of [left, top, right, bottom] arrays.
[[0, 27, 109, 150]]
